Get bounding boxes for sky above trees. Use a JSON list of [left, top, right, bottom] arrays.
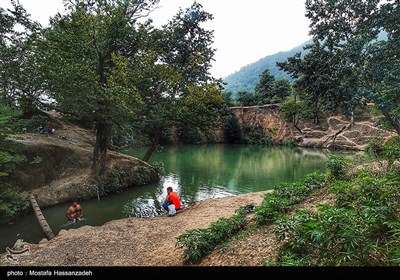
[[0, 0, 311, 78]]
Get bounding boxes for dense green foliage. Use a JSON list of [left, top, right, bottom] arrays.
[[254, 69, 275, 103], [176, 207, 248, 263], [382, 136, 400, 167], [241, 125, 273, 146], [0, 187, 29, 223], [280, 94, 312, 130], [279, 0, 400, 130], [235, 90, 257, 106], [0, 104, 26, 178], [231, 74, 292, 106], [176, 126, 206, 145], [133, 3, 224, 161], [255, 173, 327, 225], [223, 113, 243, 144], [367, 135, 400, 167], [97, 165, 159, 196], [36, 0, 163, 174], [269, 140, 400, 266], [273, 171, 400, 266], [0, 94, 29, 224], [0, 2, 43, 116], [326, 155, 349, 180], [1, 0, 224, 174], [271, 79, 292, 103]]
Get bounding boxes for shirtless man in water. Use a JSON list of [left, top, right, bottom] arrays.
[[66, 201, 83, 221]]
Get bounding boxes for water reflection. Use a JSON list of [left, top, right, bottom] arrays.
[[0, 145, 352, 251]]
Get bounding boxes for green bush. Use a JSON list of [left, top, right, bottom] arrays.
[[280, 139, 295, 147], [0, 188, 29, 223], [208, 213, 247, 243], [386, 221, 400, 265], [255, 194, 291, 225], [274, 182, 309, 205], [176, 207, 247, 263], [97, 168, 126, 195], [366, 137, 384, 159], [382, 135, 400, 167], [329, 180, 358, 207], [326, 155, 349, 179], [175, 228, 213, 263], [0, 150, 26, 178], [273, 171, 400, 266], [281, 96, 313, 125], [256, 172, 327, 226], [242, 125, 273, 145], [274, 204, 392, 266], [301, 172, 327, 191], [0, 104, 27, 178], [274, 252, 309, 266], [177, 126, 206, 144], [223, 113, 243, 144]]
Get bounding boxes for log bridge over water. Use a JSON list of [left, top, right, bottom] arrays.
[[29, 193, 55, 240]]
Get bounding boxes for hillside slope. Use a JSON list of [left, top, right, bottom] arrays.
[[6, 113, 159, 207], [223, 39, 311, 94]]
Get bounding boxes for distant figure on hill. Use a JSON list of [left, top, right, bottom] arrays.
[[47, 123, 55, 134], [162, 187, 181, 216], [66, 201, 83, 222], [36, 123, 55, 134]]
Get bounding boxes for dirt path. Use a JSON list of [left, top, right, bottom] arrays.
[[1, 191, 268, 267]]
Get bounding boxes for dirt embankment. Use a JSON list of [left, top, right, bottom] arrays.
[[6, 113, 159, 207], [229, 105, 395, 150]]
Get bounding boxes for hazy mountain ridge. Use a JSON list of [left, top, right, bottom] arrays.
[[222, 39, 312, 94], [223, 31, 388, 95]]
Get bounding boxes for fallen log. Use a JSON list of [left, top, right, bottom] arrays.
[[29, 193, 55, 240]]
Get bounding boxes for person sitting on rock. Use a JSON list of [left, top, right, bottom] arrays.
[[162, 187, 181, 216], [66, 201, 83, 222]]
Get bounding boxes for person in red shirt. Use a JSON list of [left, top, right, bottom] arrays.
[[47, 123, 55, 134], [162, 187, 181, 212]]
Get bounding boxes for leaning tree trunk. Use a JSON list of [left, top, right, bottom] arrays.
[[29, 193, 55, 240], [92, 122, 113, 176], [143, 129, 162, 163]]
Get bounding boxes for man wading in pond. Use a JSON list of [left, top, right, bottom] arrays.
[[66, 201, 83, 222], [162, 187, 181, 216]]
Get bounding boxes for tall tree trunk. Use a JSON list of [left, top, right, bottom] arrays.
[[314, 99, 319, 124], [92, 122, 113, 176], [349, 110, 355, 128], [143, 129, 162, 163]]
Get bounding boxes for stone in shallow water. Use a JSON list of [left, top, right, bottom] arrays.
[[39, 238, 48, 244]]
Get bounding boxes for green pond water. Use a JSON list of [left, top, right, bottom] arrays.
[[0, 145, 355, 251]]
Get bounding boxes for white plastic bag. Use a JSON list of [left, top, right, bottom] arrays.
[[168, 204, 176, 216]]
